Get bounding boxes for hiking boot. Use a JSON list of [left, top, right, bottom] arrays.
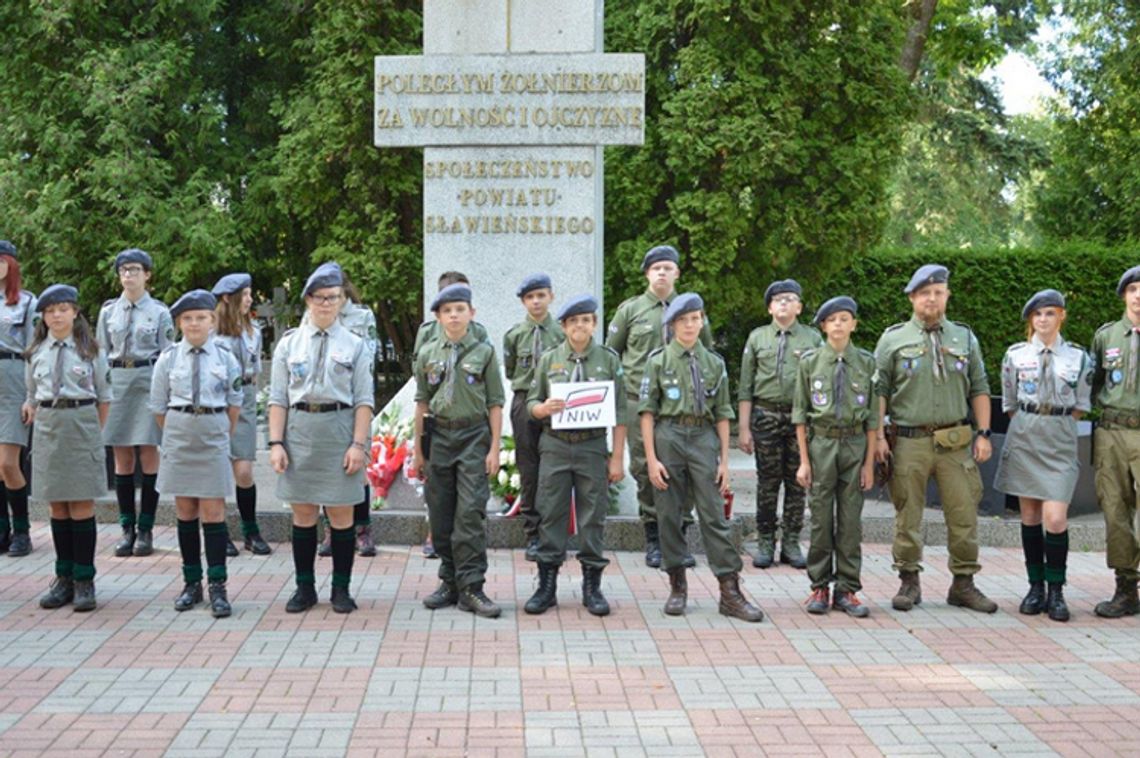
[[717, 572, 764, 622], [1019, 581, 1046, 615], [330, 585, 358, 614], [174, 581, 203, 612], [458, 585, 501, 618], [1094, 576, 1140, 618], [581, 565, 610, 617], [285, 583, 318, 613], [946, 575, 997, 614], [423, 581, 459, 609], [524, 563, 559, 615], [133, 529, 154, 557], [806, 587, 829, 615], [73, 580, 97, 612], [244, 533, 272, 555], [664, 566, 687, 616], [892, 571, 921, 611], [752, 533, 776, 569], [39, 576, 74, 609], [779, 538, 806, 569], [114, 526, 136, 557], [833, 590, 870, 618], [7, 531, 31, 557], [644, 522, 662, 569], [1046, 582, 1070, 622], [355, 524, 377, 557], [208, 581, 232, 618]]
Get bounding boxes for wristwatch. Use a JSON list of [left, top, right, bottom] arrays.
[[976, 428, 992, 439]]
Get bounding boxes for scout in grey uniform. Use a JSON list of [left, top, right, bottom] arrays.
[[994, 289, 1091, 622], [503, 273, 564, 561], [1089, 265, 1140, 619], [97, 248, 174, 558], [793, 297, 877, 617], [413, 284, 505, 619], [524, 294, 625, 617], [23, 285, 109, 612], [151, 290, 243, 617], [606, 245, 709, 568], [212, 273, 271, 556], [640, 293, 763, 622], [268, 262, 374, 615], [874, 264, 997, 613], [0, 240, 37, 556], [738, 279, 822, 569]]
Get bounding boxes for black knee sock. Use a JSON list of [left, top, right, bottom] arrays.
[[51, 517, 74, 578], [115, 474, 136, 528], [0, 481, 9, 533], [202, 522, 228, 583], [1021, 523, 1044, 583], [139, 473, 158, 530], [1045, 529, 1069, 585], [177, 518, 202, 583], [72, 517, 97, 581], [292, 524, 318, 587], [331, 526, 355, 590], [354, 488, 371, 528], [236, 485, 259, 537], [8, 485, 28, 533]]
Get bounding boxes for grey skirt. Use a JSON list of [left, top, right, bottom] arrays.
[[32, 405, 106, 502], [0, 358, 29, 446], [230, 386, 258, 461], [103, 365, 162, 446], [156, 411, 235, 498], [993, 411, 1079, 502], [276, 407, 363, 506]]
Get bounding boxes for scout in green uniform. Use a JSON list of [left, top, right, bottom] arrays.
[[607, 245, 710, 568], [1090, 265, 1140, 618], [793, 296, 876, 617], [739, 279, 822, 569], [873, 264, 997, 613], [502, 273, 564, 561], [640, 293, 763, 622], [524, 294, 626, 616], [413, 284, 505, 618]]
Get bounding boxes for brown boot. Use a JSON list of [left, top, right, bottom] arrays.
[[946, 574, 997, 614], [1094, 576, 1140, 618], [892, 571, 921, 611], [664, 567, 687, 616], [717, 572, 764, 622]]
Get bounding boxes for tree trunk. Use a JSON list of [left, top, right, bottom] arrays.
[[900, 0, 938, 82]]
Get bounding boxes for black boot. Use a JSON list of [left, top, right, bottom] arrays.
[[208, 581, 232, 618], [779, 537, 807, 569], [681, 523, 696, 568], [644, 522, 662, 569], [225, 537, 239, 558], [114, 526, 136, 557], [1094, 576, 1140, 618], [581, 565, 610, 617], [73, 580, 97, 612], [174, 582, 203, 612], [1019, 581, 1046, 615], [244, 534, 272, 555], [524, 563, 559, 614], [8, 531, 31, 557], [423, 582, 458, 609], [1046, 582, 1070, 622], [39, 576, 74, 609], [133, 529, 153, 557], [331, 585, 358, 614], [285, 583, 318, 613]]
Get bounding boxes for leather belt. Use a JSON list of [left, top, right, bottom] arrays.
[[1100, 408, 1140, 430], [894, 419, 969, 438], [660, 414, 712, 427], [169, 405, 226, 415], [546, 428, 606, 443], [811, 424, 863, 439], [1019, 402, 1074, 417], [110, 358, 156, 369], [0, 351, 23, 361], [432, 416, 485, 430], [39, 398, 96, 409], [290, 402, 351, 413]]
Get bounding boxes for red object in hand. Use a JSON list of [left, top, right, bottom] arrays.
[[366, 441, 408, 497], [567, 491, 577, 536], [723, 489, 734, 519]]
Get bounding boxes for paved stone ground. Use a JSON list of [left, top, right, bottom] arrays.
[[1, 523, 1138, 757]]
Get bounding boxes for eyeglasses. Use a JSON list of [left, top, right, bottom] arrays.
[[772, 295, 800, 305], [307, 294, 342, 306], [118, 265, 146, 276]]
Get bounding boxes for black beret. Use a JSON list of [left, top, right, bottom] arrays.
[[764, 279, 802, 306], [663, 292, 703, 325], [1116, 266, 1140, 296], [641, 245, 680, 272], [36, 284, 79, 312], [170, 289, 218, 319], [114, 248, 154, 271], [516, 272, 553, 298], [557, 294, 598, 321], [430, 283, 472, 312], [303, 262, 343, 297], [813, 296, 858, 326], [1021, 289, 1066, 319]]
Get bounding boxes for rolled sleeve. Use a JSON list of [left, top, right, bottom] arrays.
[[148, 351, 172, 414], [967, 332, 990, 398], [268, 337, 290, 408], [484, 349, 506, 409], [1000, 350, 1017, 413], [737, 341, 755, 403], [712, 367, 734, 422], [413, 352, 432, 404], [225, 351, 243, 407], [93, 353, 112, 403], [1076, 349, 1094, 413], [637, 360, 661, 416], [873, 336, 894, 399], [791, 361, 810, 426], [351, 341, 374, 409]]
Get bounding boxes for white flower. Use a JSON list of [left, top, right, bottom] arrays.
[[510, 473, 521, 490], [497, 469, 509, 486], [507, 449, 517, 466], [499, 450, 510, 467]]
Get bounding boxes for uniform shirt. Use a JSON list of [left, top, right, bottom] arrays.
[[268, 321, 373, 409], [413, 319, 490, 362], [214, 323, 263, 384], [738, 321, 823, 405], [0, 291, 38, 353], [1001, 334, 1092, 414], [149, 336, 242, 413], [414, 329, 505, 420], [526, 340, 628, 429], [792, 342, 880, 430], [1090, 317, 1140, 413], [96, 292, 174, 361], [638, 341, 734, 423], [339, 301, 379, 367], [503, 313, 564, 392], [606, 289, 713, 395], [25, 336, 111, 403]]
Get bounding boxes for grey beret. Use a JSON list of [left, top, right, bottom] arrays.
[[36, 284, 79, 312], [430, 283, 473, 312], [813, 296, 858, 326], [170, 289, 218, 319], [641, 244, 681, 271], [114, 248, 153, 271], [516, 272, 553, 298], [0, 240, 16, 258], [556, 294, 598, 321], [663, 292, 704, 325], [302, 262, 344, 297], [903, 264, 949, 294], [1021, 289, 1066, 319], [764, 279, 803, 305], [212, 272, 252, 297], [1117, 266, 1140, 296]]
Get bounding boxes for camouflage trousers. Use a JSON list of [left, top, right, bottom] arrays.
[[751, 406, 806, 539]]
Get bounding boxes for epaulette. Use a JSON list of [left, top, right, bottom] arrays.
[[647, 346, 665, 359], [855, 346, 874, 361], [1095, 321, 1116, 335], [800, 347, 819, 362], [215, 340, 233, 354], [418, 319, 434, 329], [160, 343, 177, 355], [1008, 341, 1029, 351], [101, 298, 117, 309], [281, 327, 298, 338], [601, 345, 620, 358], [950, 320, 974, 333], [884, 322, 905, 333]]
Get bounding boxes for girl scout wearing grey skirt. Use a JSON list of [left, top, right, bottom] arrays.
[[23, 285, 109, 612], [212, 273, 271, 556], [994, 289, 1093, 622], [151, 290, 243, 618], [97, 248, 174, 558], [0, 241, 37, 556], [268, 262, 373, 615]]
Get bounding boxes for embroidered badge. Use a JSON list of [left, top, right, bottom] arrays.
[[812, 391, 828, 406], [855, 394, 866, 406], [665, 386, 681, 400], [1106, 347, 1122, 360], [1023, 381, 1037, 394], [1112, 369, 1123, 384], [954, 360, 965, 371], [813, 379, 823, 390]]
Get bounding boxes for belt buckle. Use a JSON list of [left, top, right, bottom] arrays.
[[193, 406, 206, 416], [1130, 416, 1140, 429], [306, 403, 320, 413], [124, 359, 135, 369]]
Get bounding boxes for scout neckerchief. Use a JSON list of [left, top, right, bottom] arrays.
[[191, 346, 204, 406], [51, 340, 67, 399], [834, 352, 847, 417], [687, 348, 705, 416]]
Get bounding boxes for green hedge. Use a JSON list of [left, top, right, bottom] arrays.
[[718, 243, 1139, 388]]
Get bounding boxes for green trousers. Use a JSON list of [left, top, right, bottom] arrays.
[[887, 435, 982, 576], [628, 393, 694, 527], [652, 420, 741, 576], [1093, 426, 1140, 581], [535, 433, 610, 569], [426, 424, 490, 590], [806, 434, 866, 592]]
